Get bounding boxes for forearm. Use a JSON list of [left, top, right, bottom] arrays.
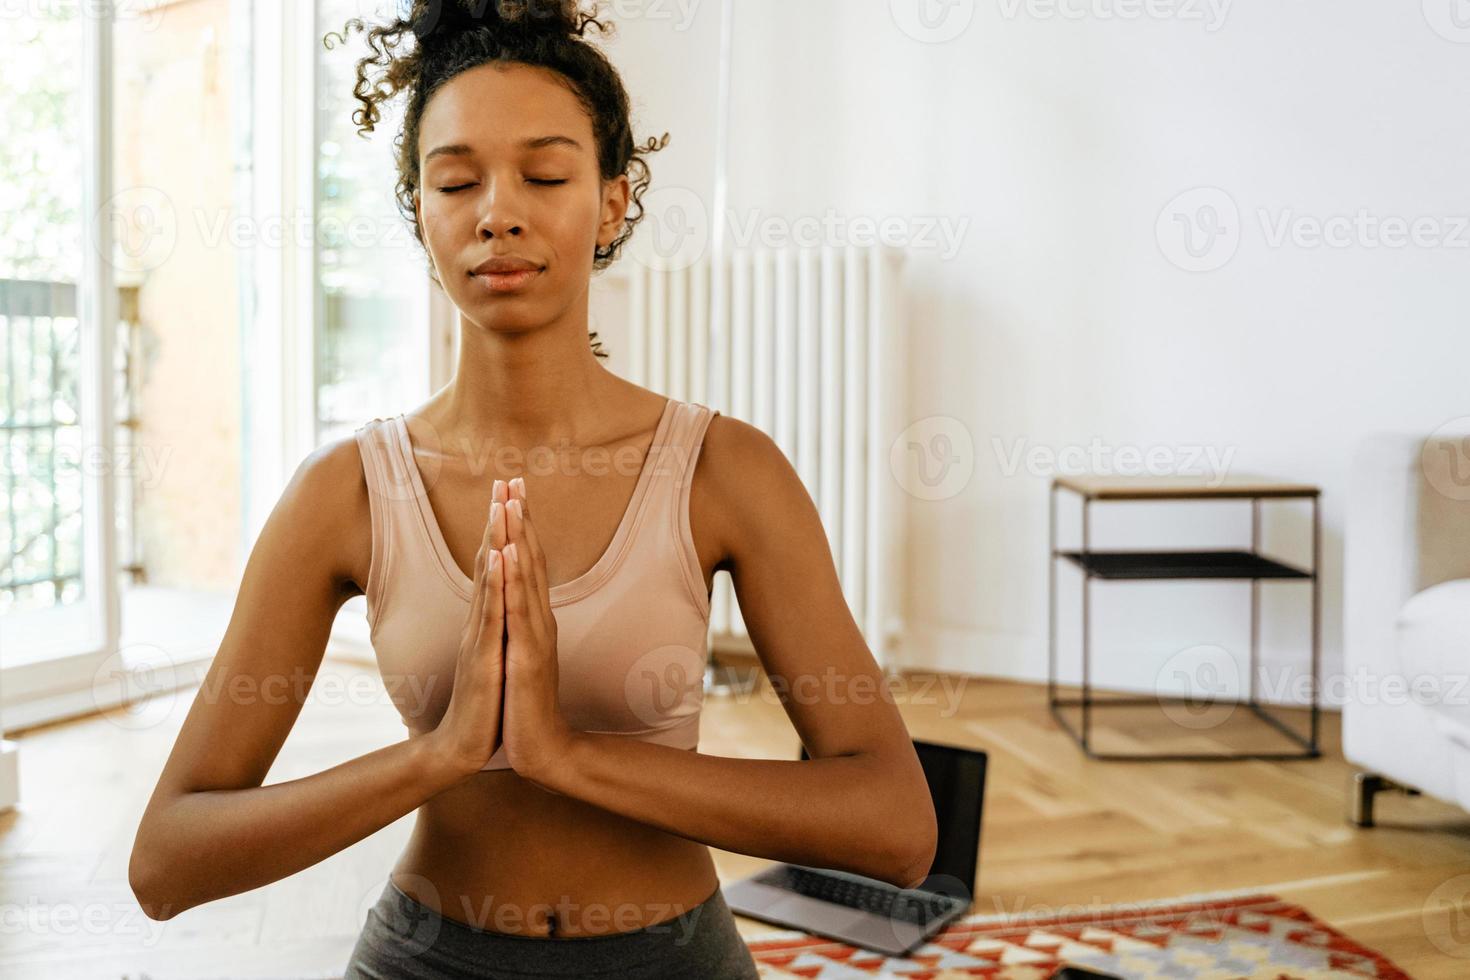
[[131, 733, 470, 919], [534, 734, 927, 888]]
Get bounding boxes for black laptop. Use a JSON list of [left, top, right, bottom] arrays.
[[722, 739, 987, 957]]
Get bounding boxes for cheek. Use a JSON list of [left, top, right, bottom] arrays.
[[542, 196, 601, 253], [417, 196, 453, 252]]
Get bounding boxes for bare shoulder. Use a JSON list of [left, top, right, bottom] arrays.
[[282, 430, 373, 598], [690, 411, 813, 571]]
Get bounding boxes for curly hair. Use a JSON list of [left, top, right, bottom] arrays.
[[323, 0, 670, 359]]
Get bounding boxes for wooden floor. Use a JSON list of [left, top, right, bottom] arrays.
[[2, 653, 1467, 978]]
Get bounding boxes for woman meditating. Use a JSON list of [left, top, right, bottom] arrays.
[[128, 2, 936, 976]]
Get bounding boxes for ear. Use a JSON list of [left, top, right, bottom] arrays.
[[597, 174, 632, 251]]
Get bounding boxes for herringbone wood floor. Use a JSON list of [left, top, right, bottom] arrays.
[[2, 652, 1466, 978]]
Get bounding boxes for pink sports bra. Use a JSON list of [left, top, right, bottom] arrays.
[[352, 397, 720, 771]]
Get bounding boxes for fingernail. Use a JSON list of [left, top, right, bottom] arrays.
[[511, 498, 523, 518], [507, 543, 518, 563], [513, 476, 525, 496]]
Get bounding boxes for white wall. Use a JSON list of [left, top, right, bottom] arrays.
[[613, 1, 1470, 707]]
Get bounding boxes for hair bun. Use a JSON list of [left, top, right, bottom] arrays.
[[411, 0, 581, 44]]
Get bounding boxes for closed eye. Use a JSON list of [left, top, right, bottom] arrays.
[[438, 179, 567, 193]]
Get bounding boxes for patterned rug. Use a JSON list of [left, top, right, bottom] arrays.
[[742, 890, 1411, 979]]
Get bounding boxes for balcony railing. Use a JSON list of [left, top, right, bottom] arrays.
[[1, 278, 142, 613]]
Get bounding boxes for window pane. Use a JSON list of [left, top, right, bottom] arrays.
[[317, 0, 430, 443], [110, 5, 245, 603], [0, 9, 86, 618]]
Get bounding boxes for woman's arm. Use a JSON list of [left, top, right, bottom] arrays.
[[522, 417, 938, 889], [128, 439, 471, 921]]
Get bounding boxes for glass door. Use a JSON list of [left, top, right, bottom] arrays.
[[1, 6, 114, 694]]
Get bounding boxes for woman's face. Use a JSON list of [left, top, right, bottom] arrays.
[[414, 61, 628, 330]]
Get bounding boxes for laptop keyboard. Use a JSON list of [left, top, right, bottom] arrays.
[[755, 866, 960, 925]]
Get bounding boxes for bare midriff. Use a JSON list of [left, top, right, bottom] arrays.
[[390, 749, 721, 938]]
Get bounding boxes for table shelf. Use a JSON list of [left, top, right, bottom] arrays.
[[1048, 475, 1321, 761], [1055, 549, 1312, 581]]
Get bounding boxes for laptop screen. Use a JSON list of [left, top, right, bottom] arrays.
[[800, 740, 986, 900], [914, 740, 986, 899]]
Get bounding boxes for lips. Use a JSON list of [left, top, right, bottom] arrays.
[[468, 258, 544, 295], [470, 256, 543, 275]]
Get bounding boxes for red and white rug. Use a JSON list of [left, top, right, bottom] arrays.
[[742, 890, 1411, 979]]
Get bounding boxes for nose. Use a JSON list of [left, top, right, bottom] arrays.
[[475, 177, 526, 240]]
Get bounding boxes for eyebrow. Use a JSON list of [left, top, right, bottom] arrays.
[[424, 135, 583, 163]]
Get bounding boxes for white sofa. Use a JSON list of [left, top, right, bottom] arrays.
[[1344, 431, 1470, 825]]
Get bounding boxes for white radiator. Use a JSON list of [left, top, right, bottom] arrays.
[[619, 245, 908, 671]]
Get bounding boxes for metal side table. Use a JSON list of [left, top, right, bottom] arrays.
[[1047, 473, 1321, 761]]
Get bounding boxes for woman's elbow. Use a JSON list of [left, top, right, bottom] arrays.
[[891, 819, 938, 890], [130, 827, 187, 921]]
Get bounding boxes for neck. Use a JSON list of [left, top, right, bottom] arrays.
[[443, 296, 620, 447]]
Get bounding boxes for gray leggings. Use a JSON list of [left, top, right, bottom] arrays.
[[344, 878, 762, 979]]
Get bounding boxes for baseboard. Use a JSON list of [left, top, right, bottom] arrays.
[[0, 740, 18, 811]]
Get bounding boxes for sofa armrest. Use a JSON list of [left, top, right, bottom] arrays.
[[1343, 432, 1430, 682]]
